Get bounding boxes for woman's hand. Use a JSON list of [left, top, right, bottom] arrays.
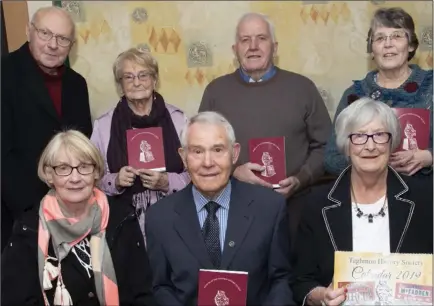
[[115, 166, 138, 190], [390, 149, 433, 175], [138, 169, 169, 192], [308, 284, 346, 306], [322, 284, 347, 306]]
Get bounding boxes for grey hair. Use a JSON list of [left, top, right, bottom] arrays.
[[113, 47, 159, 84], [366, 7, 419, 61], [235, 12, 276, 43], [180, 111, 236, 149], [31, 6, 76, 40], [335, 97, 401, 156]]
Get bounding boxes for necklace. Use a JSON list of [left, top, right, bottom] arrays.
[[374, 68, 412, 87], [350, 184, 387, 223]]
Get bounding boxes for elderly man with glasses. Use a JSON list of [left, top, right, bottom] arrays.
[[1, 6, 92, 250]]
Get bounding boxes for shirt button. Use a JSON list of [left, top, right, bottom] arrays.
[[137, 241, 140, 247], [108, 182, 112, 186], [88, 292, 95, 298]]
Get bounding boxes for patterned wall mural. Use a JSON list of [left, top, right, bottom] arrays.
[[57, 1, 433, 120]]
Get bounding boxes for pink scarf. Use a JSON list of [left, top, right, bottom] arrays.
[[38, 188, 119, 305]]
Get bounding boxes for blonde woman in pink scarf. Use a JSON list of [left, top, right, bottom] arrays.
[[1, 130, 155, 306]]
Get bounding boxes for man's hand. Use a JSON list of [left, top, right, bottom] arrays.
[[233, 162, 273, 188], [274, 176, 300, 198], [138, 169, 169, 192], [390, 149, 433, 176], [115, 166, 139, 190]]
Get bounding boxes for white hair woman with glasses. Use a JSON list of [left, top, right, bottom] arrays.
[[91, 48, 190, 240], [292, 98, 432, 306], [325, 7, 433, 178], [1, 130, 155, 305]]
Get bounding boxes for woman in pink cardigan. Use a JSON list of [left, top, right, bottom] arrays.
[[91, 48, 190, 238]]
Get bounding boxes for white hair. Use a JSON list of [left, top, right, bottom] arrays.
[[180, 111, 236, 149], [31, 6, 76, 39], [235, 12, 276, 43], [335, 97, 401, 155]]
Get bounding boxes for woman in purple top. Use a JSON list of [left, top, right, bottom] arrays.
[[91, 48, 190, 238]]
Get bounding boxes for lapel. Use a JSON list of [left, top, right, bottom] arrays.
[[386, 168, 415, 252], [173, 184, 214, 268], [18, 43, 60, 123], [323, 166, 415, 253], [220, 179, 253, 270], [322, 166, 353, 251]]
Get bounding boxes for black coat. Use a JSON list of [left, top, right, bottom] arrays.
[[1, 196, 155, 306], [291, 167, 433, 304], [1, 42, 92, 248]]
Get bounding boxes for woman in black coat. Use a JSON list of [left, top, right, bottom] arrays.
[[292, 99, 433, 306], [1, 130, 155, 306]]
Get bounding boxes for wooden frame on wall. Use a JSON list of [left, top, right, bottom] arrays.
[[2, 1, 29, 52]]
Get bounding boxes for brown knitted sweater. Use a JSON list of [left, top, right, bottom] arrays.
[[199, 67, 332, 189]]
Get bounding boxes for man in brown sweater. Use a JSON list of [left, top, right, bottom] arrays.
[[199, 12, 332, 246]]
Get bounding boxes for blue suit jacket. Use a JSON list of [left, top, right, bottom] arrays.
[[145, 178, 295, 305]]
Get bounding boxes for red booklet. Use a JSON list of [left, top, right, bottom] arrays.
[[126, 127, 166, 171], [393, 108, 430, 151], [248, 137, 286, 188], [198, 269, 248, 306]]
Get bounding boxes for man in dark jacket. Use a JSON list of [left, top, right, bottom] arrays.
[[1, 6, 92, 250]]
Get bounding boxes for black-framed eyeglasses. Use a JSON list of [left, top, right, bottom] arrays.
[[121, 72, 153, 83], [50, 163, 95, 176], [349, 132, 392, 145], [31, 23, 73, 47]]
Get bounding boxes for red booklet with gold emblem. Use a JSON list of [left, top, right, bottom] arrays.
[[248, 137, 286, 188], [126, 127, 166, 171], [198, 269, 248, 306], [393, 108, 430, 152]]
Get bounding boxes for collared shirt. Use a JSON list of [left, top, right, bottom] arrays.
[[192, 181, 231, 252], [239, 65, 277, 83]]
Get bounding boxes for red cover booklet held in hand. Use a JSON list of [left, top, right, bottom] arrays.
[[126, 127, 166, 171], [392, 108, 430, 152], [198, 269, 248, 306], [248, 137, 286, 188]]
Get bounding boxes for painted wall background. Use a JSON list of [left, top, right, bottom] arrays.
[[45, 1, 433, 120]]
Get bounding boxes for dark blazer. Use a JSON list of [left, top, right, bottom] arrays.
[[145, 178, 294, 306], [292, 166, 433, 304], [1, 42, 92, 248], [1, 195, 155, 306]]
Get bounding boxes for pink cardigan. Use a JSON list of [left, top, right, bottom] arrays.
[[90, 103, 191, 197]]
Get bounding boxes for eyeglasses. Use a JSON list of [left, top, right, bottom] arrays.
[[349, 132, 392, 145], [31, 23, 73, 47], [372, 31, 407, 44], [121, 72, 153, 83], [50, 163, 95, 176]]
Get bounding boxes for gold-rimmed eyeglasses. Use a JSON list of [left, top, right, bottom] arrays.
[[31, 23, 73, 47], [121, 72, 153, 83], [372, 31, 407, 44]]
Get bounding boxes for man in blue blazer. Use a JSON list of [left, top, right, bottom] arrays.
[[145, 111, 294, 306]]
